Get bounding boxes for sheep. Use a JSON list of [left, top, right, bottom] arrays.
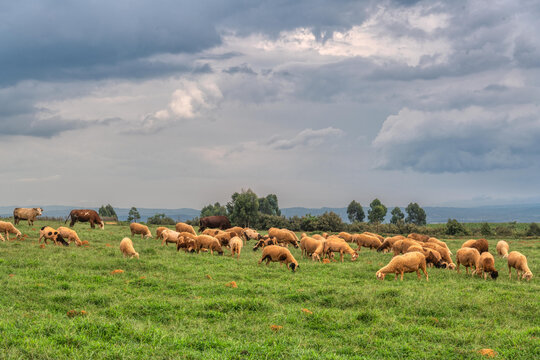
[[376, 252, 428, 281], [496, 240, 509, 258], [337, 232, 353, 242], [155, 227, 170, 239], [377, 235, 405, 253], [406, 245, 446, 268], [129, 223, 152, 239], [422, 242, 456, 269], [175, 222, 196, 235], [0, 221, 22, 241], [194, 235, 223, 255], [56, 226, 83, 246], [160, 229, 182, 246], [215, 231, 234, 247], [427, 237, 452, 254], [312, 234, 327, 241], [177, 232, 197, 252], [363, 232, 385, 242], [244, 228, 262, 241], [258, 245, 299, 272], [268, 227, 299, 248], [477, 252, 498, 280], [202, 229, 221, 236], [229, 236, 243, 259], [323, 239, 358, 262], [391, 239, 421, 256], [225, 226, 246, 240], [300, 236, 325, 261], [119, 237, 139, 259], [38, 226, 69, 246], [408, 233, 430, 242], [507, 251, 533, 281], [456, 248, 481, 275], [0, 233, 4, 241], [352, 233, 382, 251], [252, 236, 278, 251], [461, 238, 489, 253]]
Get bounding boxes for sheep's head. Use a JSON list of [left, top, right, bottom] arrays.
[[289, 262, 298, 272], [523, 271, 533, 281], [292, 241, 299, 248], [351, 252, 359, 261], [376, 271, 385, 280], [490, 270, 499, 280], [134, 252, 140, 259]]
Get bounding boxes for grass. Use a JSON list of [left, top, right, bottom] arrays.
[[0, 220, 538, 359]]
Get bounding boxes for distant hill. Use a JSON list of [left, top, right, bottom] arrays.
[[1, 204, 539, 223]]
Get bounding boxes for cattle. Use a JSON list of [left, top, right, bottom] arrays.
[[65, 209, 104, 229], [198, 216, 231, 231], [13, 207, 43, 225]]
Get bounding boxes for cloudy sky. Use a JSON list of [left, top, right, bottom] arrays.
[[2, 0, 539, 209]]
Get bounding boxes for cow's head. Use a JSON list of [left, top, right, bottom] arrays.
[[34, 208, 43, 215], [99, 221, 105, 230]]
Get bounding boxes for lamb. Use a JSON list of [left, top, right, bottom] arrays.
[[461, 238, 489, 254], [229, 236, 243, 259], [337, 232, 353, 242], [0, 221, 22, 241], [507, 251, 533, 281], [323, 239, 358, 262], [391, 239, 421, 256], [252, 236, 278, 251], [119, 237, 139, 259], [129, 223, 152, 239], [456, 248, 481, 275], [194, 235, 223, 255], [408, 233, 430, 242], [496, 240, 509, 258], [175, 222, 196, 235], [377, 235, 405, 253], [38, 226, 69, 246], [268, 227, 299, 248], [56, 226, 83, 246], [406, 245, 446, 268], [300, 236, 325, 261], [160, 229, 182, 246], [244, 228, 262, 241], [477, 252, 498, 280], [258, 245, 299, 272], [376, 252, 428, 281], [422, 242, 456, 269], [352, 233, 382, 251]]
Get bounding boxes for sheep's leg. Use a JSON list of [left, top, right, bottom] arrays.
[[340, 251, 344, 263], [422, 266, 428, 281], [394, 273, 398, 280], [508, 266, 512, 279], [417, 270, 421, 279], [400, 271, 404, 281], [5, 231, 10, 241]]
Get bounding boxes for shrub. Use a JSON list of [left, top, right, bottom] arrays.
[[480, 222, 493, 236], [445, 219, 468, 235], [494, 226, 513, 236], [147, 213, 175, 225], [317, 212, 345, 232], [526, 223, 540, 236]]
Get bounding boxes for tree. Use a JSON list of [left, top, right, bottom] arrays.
[[527, 223, 540, 236], [300, 214, 319, 232], [127, 207, 141, 223], [98, 204, 117, 220], [259, 194, 281, 216], [226, 189, 259, 227], [147, 213, 175, 225], [445, 219, 467, 235], [347, 200, 365, 223], [317, 211, 344, 232], [368, 199, 387, 224], [390, 207, 405, 225], [405, 203, 426, 226], [200, 202, 227, 218], [480, 222, 492, 236]]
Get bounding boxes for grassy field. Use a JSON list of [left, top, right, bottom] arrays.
[[0, 220, 538, 359]]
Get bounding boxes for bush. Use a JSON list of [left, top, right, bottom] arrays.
[[254, 214, 290, 230], [527, 223, 540, 236], [300, 214, 319, 232], [445, 219, 468, 236], [480, 222, 493, 236], [317, 212, 345, 232], [147, 213, 175, 225], [494, 226, 513, 236]]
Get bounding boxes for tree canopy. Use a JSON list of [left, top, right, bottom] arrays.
[[405, 202, 427, 226], [368, 199, 387, 224], [347, 200, 365, 223], [98, 204, 117, 219]]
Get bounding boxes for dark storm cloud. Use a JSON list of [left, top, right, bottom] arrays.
[[223, 64, 257, 75]]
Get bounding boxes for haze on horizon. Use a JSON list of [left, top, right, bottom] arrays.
[[1, 1, 539, 210]]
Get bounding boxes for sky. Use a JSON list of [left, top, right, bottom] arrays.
[[1, 0, 540, 209]]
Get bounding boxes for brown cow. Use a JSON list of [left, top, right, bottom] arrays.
[[66, 209, 104, 229], [13, 207, 43, 225], [198, 216, 231, 231]]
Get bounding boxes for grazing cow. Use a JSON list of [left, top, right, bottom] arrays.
[[65, 209, 104, 229], [198, 216, 231, 231], [13, 207, 43, 225]]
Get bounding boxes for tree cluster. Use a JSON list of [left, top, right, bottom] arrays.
[[98, 204, 117, 220]]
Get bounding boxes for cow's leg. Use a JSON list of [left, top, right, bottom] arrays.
[[70, 220, 75, 227], [90, 220, 95, 229]]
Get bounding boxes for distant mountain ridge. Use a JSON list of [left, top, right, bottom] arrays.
[[1, 204, 539, 223]]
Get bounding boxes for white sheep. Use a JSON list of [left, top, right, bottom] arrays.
[[507, 251, 533, 281], [376, 252, 428, 281]]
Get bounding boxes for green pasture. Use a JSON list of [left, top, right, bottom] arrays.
[[0, 220, 538, 359]]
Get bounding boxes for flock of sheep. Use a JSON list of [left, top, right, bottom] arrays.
[[0, 218, 533, 281]]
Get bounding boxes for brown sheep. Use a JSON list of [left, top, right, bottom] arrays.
[[225, 226, 246, 240], [244, 228, 262, 241], [363, 232, 384, 242], [391, 239, 421, 256], [300, 236, 325, 261], [477, 252, 498, 280], [160, 229, 182, 246], [324, 239, 358, 262], [215, 231, 234, 247], [252, 236, 278, 251], [496, 241, 509, 258], [376, 252, 428, 281], [175, 222, 197, 235], [0, 234, 4, 241], [119, 237, 139, 259], [177, 233, 197, 252], [406, 245, 446, 268], [456, 248, 481, 275], [427, 237, 452, 254], [461, 238, 489, 254], [155, 227, 170, 239], [377, 235, 405, 253], [352, 233, 382, 251], [129, 223, 152, 239], [56, 226, 83, 246], [202, 229, 221, 236], [422, 242, 456, 269], [258, 245, 299, 272], [229, 236, 243, 259], [312, 234, 327, 241], [38, 226, 69, 246], [408, 233, 430, 242], [268, 228, 299, 248], [0, 221, 22, 241], [194, 235, 223, 255], [337, 232, 353, 242], [507, 251, 533, 281]]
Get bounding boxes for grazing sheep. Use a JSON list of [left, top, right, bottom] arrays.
[[215, 231, 234, 247], [456, 248, 481, 275], [177, 233, 197, 252], [377, 235, 405, 253], [252, 236, 278, 251], [13, 207, 43, 225], [229, 236, 243, 259], [312, 234, 327, 241], [244, 228, 262, 241], [376, 252, 428, 281], [38, 226, 69, 246], [507, 251, 533, 281], [129, 223, 152, 239], [324, 239, 358, 262], [337, 232, 353, 242], [461, 238, 489, 254], [391, 239, 421, 256], [258, 245, 299, 272], [0, 234, 4, 241], [363, 232, 384, 242], [225, 226, 246, 240], [352, 233, 382, 251], [56, 226, 83, 246], [202, 229, 221, 236], [155, 227, 169, 239], [427, 237, 452, 254], [119, 237, 139, 259], [408, 233, 430, 242], [496, 241, 509, 258], [160, 229, 182, 246], [406, 245, 446, 268], [175, 222, 197, 235], [268, 228, 299, 248], [422, 242, 456, 269], [477, 252, 499, 280], [0, 221, 22, 241], [300, 236, 325, 261], [194, 235, 223, 255]]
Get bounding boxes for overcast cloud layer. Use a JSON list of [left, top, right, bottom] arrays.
[[1, 0, 539, 209]]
